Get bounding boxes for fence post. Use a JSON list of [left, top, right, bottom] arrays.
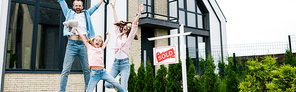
[[233, 53, 237, 73], [288, 35, 292, 52]]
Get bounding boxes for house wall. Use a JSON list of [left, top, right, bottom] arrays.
[[203, 0, 228, 73], [127, 0, 142, 72], [4, 73, 84, 92], [154, 29, 169, 70]]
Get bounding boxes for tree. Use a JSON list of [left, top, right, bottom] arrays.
[[128, 60, 136, 92], [236, 58, 244, 78], [225, 59, 239, 92], [218, 60, 226, 79], [153, 65, 167, 92], [283, 49, 296, 67], [135, 62, 145, 92], [143, 59, 154, 92], [199, 58, 206, 79], [166, 60, 182, 92], [187, 57, 201, 92], [204, 55, 219, 92]]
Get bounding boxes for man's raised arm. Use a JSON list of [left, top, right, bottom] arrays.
[[57, 0, 70, 17]]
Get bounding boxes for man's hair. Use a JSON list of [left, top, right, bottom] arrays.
[[73, 0, 83, 5]]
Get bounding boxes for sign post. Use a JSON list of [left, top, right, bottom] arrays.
[[148, 24, 190, 92]]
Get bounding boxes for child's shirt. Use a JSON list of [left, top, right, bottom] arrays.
[[113, 22, 138, 57], [86, 43, 104, 68]]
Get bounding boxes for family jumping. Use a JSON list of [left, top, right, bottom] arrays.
[[57, 0, 144, 92]]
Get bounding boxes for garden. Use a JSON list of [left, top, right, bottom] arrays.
[[126, 49, 296, 92]]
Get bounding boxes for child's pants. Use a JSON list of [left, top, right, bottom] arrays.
[[86, 68, 125, 92]]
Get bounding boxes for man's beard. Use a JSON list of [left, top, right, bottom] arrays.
[[75, 9, 81, 13]]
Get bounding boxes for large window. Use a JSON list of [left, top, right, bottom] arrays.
[[186, 35, 206, 74], [141, 0, 178, 22], [6, 0, 86, 72], [179, 0, 207, 29]]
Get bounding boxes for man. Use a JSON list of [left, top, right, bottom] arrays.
[[57, 0, 103, 91]]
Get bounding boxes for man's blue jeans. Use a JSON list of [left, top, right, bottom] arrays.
[[86, 68, 125, 92], [60, 39, 90, 92], [105, 58, 130, 92]]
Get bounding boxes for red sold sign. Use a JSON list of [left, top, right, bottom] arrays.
[[153, 46, 178, 65], [156, 48, 175, 63]]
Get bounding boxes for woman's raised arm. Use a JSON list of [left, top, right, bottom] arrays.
[[111, 0, 119, 23], [133, 4, 144, 25]]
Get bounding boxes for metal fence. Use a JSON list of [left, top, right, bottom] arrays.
[[201, 35, 296, 91], [198, 35, 296, 61]]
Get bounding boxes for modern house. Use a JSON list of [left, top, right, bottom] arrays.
[[0, 0, 227, 91]]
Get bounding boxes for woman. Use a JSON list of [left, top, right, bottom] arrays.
[[105, 0, 144, 91]]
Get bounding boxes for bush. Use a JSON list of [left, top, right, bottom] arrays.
[[204, 55, 219, 92], [225, 59, 239, 92], [135, 62, 145, 92], [218, 60, 226, 79], [128, 60, 136, 92], [153, 65, 167, 92], [143, 59, 154, 92], [199, 58, 206, 79], [187, 57, 201, 92], [266, 65, 296, 91], [236, 58, 244, 78], [166, 60, 182, 92], [239, 56, 278, 92], [283, 49, 296, 67]]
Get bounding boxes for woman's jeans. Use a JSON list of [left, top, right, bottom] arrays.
[[59, 39, 90, 92], [105, 58, 130, 92], [87, 68, 125, 92]]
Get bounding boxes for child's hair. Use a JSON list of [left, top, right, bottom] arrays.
[[114, 21, 138, 40], [86, 35, 103, 47]]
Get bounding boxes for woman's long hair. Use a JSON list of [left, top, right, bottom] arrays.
[[114, 21, 138, 40]]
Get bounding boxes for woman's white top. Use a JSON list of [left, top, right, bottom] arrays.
[[116, 37, 128, 59]]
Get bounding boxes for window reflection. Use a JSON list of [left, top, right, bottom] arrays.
[[198, 15, 203, 29], [178, 0, 207, 29], [179, 11, 185, 25], [169, 1, 177, 22], [6, 2, 35, 69], [198, 36, 206, 59], [187, 36, 196, 58], [186, 36, 206, 75], [179, 0, 184, 8], [6, 0, 85, 71], [35, 7, 60, 70], [142, 0, 153, 17], [187, 0, 195, 12], [187, 13, 196, 27]]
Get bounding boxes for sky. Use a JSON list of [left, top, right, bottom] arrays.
[[215, 0, 296, 45]]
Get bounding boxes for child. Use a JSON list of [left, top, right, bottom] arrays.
[[76, 29, 125, 92]]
